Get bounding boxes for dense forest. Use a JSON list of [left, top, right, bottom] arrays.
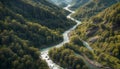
[[1, 0, 75, 33], [0, 31, 49, 69], [49, 1, 120, 69], [1, 0, 120, 69], [49, 37, 89, 69], [72, 3, 120, 69], [73, 2, 120, 69], [48, 34, 96, 69], [72, 0, 120, 21], [0, 0, 76, 69], [70, 0, 90, 10]]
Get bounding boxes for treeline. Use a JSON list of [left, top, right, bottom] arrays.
[[72, 3, 120, 69]]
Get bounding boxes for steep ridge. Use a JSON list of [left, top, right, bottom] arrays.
[[73, 3, 120, 69], [41, 5, 81, 69], [1, 0, 75, 32], [0, 1, 63, 48], [0, 0, 76, 69], [70, 0, 90, 10], [48, 2, 120, 69], [1, 0, 120, 69], [72, 0, 120, 21], [48, 5, 101, 69]]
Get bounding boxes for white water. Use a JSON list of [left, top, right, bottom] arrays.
[[41, 5, 93, 69]]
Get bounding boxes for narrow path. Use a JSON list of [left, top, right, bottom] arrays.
[[75, 53, 100, 69], [83, 54, 103, 68]]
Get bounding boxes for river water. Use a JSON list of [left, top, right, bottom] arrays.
[[40, 5, 95, 69]]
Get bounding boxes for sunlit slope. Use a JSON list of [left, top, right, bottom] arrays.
[[74, 3, 120, 68], [72, 0, 119, 21]]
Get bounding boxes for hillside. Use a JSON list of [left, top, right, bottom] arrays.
[[0, 0, 64, 48], [73, 2, 120, 69], [70, 0, 90, 10], [1, 0, 75, 32], [72, 0, 119, 21], [48, 2, 120, 69], [0, 0, 76, 69], [1, 0, 120, 69]]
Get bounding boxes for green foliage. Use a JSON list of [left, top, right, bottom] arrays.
[[0, 0, 76, 48], [49, 46, 88, 69], [72, 3, 120, 69], [0, 0, 76, 69], [72, 0, 119, 21], [0, 0, 75, 32], [0, 16, 62, 48], [70, 35, 84, 46], [0, 31, 49, 69], [70, 0, 90, 10]]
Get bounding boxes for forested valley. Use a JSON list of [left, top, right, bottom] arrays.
[[0, 0, 120, 69], [0, 0, 75, 69], [49, 0, 120, 69]]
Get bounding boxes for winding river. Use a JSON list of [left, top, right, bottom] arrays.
[[40, 5, 96, 69]]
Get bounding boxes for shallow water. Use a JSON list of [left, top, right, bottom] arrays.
[[40, 5, 98, 69]]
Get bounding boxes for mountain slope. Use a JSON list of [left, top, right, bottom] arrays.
[[70, 0, 90, 10], [48, 2, 120, 69], [0, 0, 76, 69], [0, 30, 49, 69], [73, 3, 120, 68], [0, 1, 63, 48], [1, 0, 75, 32], [72, 0, 119, 21]]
